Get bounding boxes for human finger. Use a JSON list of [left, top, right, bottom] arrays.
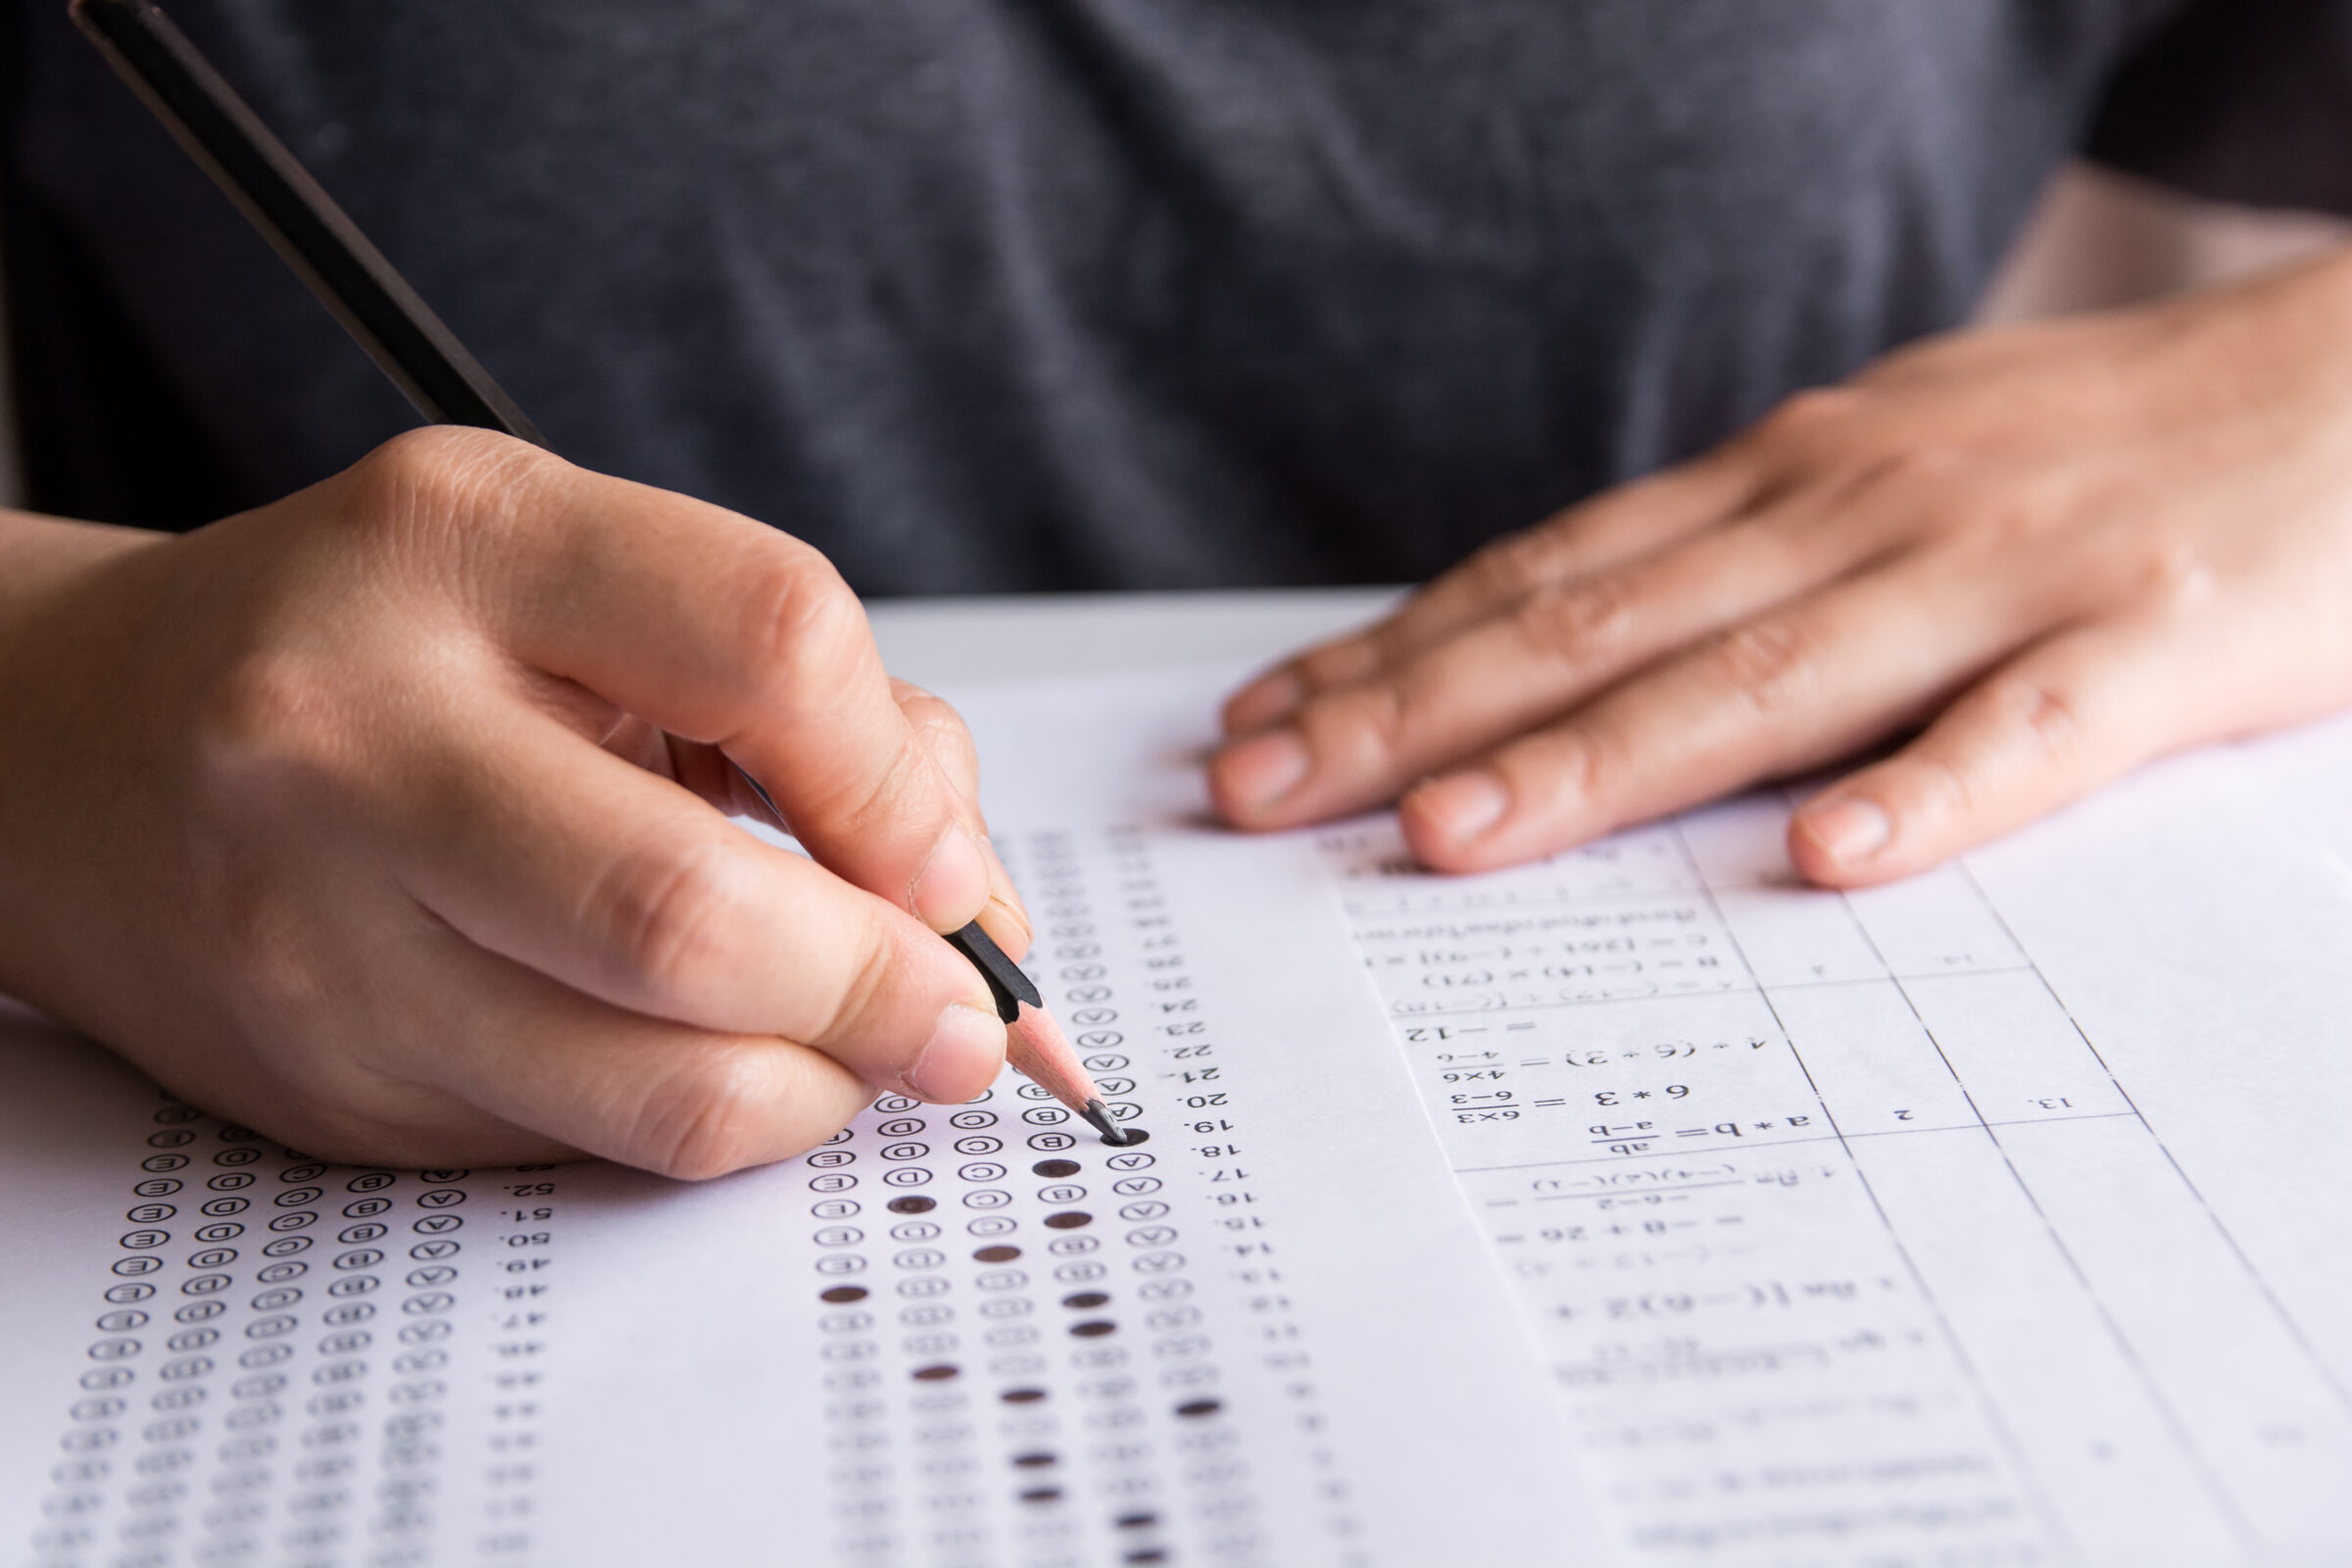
[[1786, 616, 2218, 887], [578, 718, 788, 832], [1396, 561, 2034, 871], [1209, 486, 1899, 830], [380, 701, 1006, 1102], [182, 1033, 582, 1174], [892, 680, 980, 798], [390, 430, 993, 933], [1221, 451, 1763, 732], [892, 677, 1033, 957], [398, 930, 878, 1180]]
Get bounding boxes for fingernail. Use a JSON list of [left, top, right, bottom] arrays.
[[1225, 672, 1304, 733], [1215, 728, 1311, 808], [910, 828, 991, 929], [904, 1002, 1006, 1102], [1409, 770, 1511, 845], [1800, 797, 1892, 865]]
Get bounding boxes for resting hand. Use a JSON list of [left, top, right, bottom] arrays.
[[1211, 248, 2352, 883], [0, 428, 1028, 1176]]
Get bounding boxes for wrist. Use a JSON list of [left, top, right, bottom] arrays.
[[0, 509, 167, 613], [0, 510, 170, 662]]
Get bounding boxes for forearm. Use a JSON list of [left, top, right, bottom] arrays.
[[0, 510, 175, 1018], [0, 509, 165, 622]]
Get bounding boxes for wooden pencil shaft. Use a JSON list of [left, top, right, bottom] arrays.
[[70, 0, 546, 446]]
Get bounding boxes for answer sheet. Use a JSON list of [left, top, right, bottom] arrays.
[[5, 663, 2351, 1568]]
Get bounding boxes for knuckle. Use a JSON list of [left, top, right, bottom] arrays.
[[731, 543, 869, 710], [1903, 746, 1981, 821], [1514, 574, 1637, 668], [1310, 678, 1411, 772], [1900, 670, 2088, 829], [900, 688, 976, 762], [891, 678, 951, 725], [345, 426, 556, 547], [1984, 672, 2084, 760], [628, 1050, 776, 1181], [594, 841, 755, 1009], [836, 736, 941, 851], [1467, 530, 1556, 601], [1709, 618, 1819, 719], [1753, 386, 1867, 453], [2135, 541, 2218, 614], [192, 650, 346, 813], [1297, 637, 1379, 691], [1518, 727, 1606, 813], [815, 914, 900, 1048]]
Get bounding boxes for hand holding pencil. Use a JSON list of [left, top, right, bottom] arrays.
[[1, 0, 1131, 1176]]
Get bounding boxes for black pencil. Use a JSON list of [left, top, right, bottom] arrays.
[[72, 0, 1129, 1146], [71, 0, 541, 442]]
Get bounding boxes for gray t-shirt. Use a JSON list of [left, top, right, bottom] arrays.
[[6, 0, 2349, 592]]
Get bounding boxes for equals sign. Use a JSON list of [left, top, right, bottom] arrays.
[[1519, 1058, 1548, 1067], [1533, 1099, 1566, 1108]]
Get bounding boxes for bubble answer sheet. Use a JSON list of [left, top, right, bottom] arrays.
[[6, 660, 2352, 1568]]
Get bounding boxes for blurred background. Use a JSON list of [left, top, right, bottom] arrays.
[[2, 157, 2345, 517]]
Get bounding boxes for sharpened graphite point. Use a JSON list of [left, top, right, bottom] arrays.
[[1082, 1099, 1129, 1146]]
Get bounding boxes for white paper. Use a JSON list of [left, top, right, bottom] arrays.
[[8, 663, 2352, 1568], [1, 667, 1587, 1568], [1311, 738, 2352, 1567]]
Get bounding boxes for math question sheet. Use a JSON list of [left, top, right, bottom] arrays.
[[6, 662, 2352, 1568]]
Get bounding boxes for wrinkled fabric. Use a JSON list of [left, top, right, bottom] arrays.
[[5, 0, 2345, 592]]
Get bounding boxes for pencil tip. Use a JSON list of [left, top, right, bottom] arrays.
[[1082, 1099, 1128, 1146]]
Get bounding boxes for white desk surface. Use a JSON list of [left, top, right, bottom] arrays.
[[863, 585, 1401, 691]]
